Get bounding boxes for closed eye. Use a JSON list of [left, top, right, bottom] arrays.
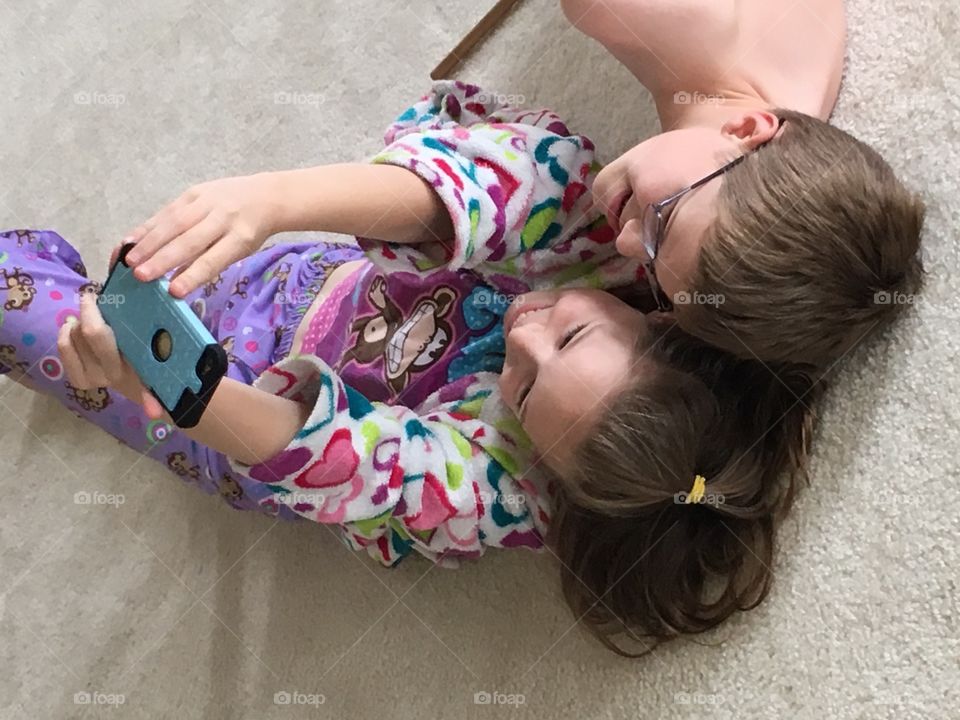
[[518, 324, 588, 419], [660, 190, 694, 247], [559, 324, 587, 350]]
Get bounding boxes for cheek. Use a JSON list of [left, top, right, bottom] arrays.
[[521, 390, 563, 457], [655, 239, 701, 302], [524, 416, 575, 472], [655, 220, 710, 298], [655, 256, 683, 302]]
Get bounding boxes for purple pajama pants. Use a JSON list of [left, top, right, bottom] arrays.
[[0, 229, 363, 517]]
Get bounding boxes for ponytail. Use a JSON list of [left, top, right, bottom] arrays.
[[548, 322, 816, 655]]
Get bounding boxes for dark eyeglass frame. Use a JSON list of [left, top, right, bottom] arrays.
[[640, 116, 786, 311]]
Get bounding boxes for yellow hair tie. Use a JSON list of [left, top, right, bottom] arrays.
[[685, 475, 707, 505]]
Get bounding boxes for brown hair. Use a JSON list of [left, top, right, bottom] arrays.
[[678, 108, 925, 368], [548, 322, 817, 656]]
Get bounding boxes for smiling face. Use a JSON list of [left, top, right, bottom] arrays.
[[498, 289, 651, 473], [592, 113, 782, 304]]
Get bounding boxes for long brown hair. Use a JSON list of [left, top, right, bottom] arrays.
[[548, 321, 817, 656]]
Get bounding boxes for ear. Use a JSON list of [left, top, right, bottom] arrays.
[[720, 110, 781, 151]]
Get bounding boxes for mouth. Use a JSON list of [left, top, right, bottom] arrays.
[[606, 190, 633, 234], [503, 298, 553, 336]]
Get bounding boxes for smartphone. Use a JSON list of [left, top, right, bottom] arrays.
[[97, 243, 227, 428]]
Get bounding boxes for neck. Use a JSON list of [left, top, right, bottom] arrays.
[[654, 90, 776, 133]]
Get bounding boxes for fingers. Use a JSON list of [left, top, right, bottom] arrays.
[[125, 191, 204, 267], [78, 291, 124, 385], [122, 223, 151, 247], [136, 212, 227, 286], [59, 317, 107, 388], [59, 292, 125, 390], [167, 232, 246, 297], [58, 318, 89, 388], [58, 290, 162, 417]]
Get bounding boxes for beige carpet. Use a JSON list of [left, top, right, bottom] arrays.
[[1, 0, 957, 718]]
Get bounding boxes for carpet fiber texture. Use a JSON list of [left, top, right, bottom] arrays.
[[1, 1, 957, 718]]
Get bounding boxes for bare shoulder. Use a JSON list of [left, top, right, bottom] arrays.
[[736, 0, 847, 118], [562, 0, 845, 119]]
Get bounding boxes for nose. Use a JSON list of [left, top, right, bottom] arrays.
[[615, 217, 645, 258], [505, 321, 551, 366]]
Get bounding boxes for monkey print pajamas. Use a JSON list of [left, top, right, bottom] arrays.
[[0, 81, 643, 566]]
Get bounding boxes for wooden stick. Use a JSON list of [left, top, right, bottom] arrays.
[[431, 0, 525, 80]]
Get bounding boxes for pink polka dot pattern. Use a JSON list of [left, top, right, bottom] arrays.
[[55, 308, 80, 327], [39, 355, 63, 380], [299, 267, 365, 355]]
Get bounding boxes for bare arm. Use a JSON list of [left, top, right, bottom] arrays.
[[148, 378, 310, 466], [562, 0, 846, 121], [266, 163, 453, 244], [116, 161, 456, 461], [110, 369, 308, 466], [125, 162, 453, 296]]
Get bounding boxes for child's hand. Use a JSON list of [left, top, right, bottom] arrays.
[[57, 288, 167, 421], [121, 173, 281, 298]]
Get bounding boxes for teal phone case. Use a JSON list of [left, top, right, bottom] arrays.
[[97, 244, 227, 428]]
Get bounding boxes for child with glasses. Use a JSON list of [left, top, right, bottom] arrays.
[[0, 82, 805, 654], [564, 0, 924, 366]]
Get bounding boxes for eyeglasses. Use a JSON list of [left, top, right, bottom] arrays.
[[639, 117, 786, 311]]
